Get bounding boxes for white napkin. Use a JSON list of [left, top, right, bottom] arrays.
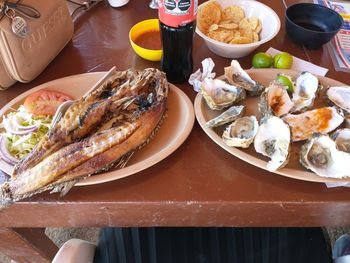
[[265, 47, 329, 76], [188, 58, 216, 92]]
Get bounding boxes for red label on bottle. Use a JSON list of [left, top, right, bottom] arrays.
[[158, 0, 197, 28]]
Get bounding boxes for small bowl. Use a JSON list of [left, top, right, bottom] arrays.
[[196, 0, 281, 58], [129, 19, 162, 61], [285, 3, 343, 49]]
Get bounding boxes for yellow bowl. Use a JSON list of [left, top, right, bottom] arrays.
[[129, 19, 162, 62]]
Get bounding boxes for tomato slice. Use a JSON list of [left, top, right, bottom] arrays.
[[23, 90, 74, 116]]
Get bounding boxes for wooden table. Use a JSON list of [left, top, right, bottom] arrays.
[[0, 0, 349, 262]]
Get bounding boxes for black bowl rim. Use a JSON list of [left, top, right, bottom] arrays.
[[285, 3, 344, 34]]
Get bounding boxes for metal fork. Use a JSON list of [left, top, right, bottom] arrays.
[[49, 100, 74, 132], [49, 66, 117, 132]]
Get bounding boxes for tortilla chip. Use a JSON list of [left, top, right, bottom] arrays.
[[207, 29, 234, 43], [254, 19, 262, 33], [253, 32, 260, 42], [198, 1, 222, 33], [209, 24, 219, 32], [218, 23, 238, 30], [249, 17, 259, 31], [222, 6, 245, 23]]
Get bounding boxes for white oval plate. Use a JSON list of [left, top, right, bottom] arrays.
[[0, 72, 195, 186], [194, 68, 350, 183]]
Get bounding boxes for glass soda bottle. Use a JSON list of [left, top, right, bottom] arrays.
[[158, 0, 197, 83]]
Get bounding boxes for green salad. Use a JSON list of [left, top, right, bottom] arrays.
[[0, 106, 52, 164]]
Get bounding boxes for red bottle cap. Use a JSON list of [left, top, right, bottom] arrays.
[[158, 0, 197, 28]]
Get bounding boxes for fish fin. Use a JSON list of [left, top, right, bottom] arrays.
[[93, 151, 135, 175], [50, 180, 78, 197], [0, 182, 13, 208], [115, 151, 135, 169]]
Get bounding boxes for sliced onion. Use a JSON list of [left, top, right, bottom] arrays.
[[3, 118, 38, 135], [0, 136, 18, 165], [12, 117, 39, 131], [4, 125, 38, 135], [16, 110, 33, 122]]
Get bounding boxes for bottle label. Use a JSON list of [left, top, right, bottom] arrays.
[[158, 0, 197, 28]]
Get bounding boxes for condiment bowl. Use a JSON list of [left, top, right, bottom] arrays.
[[129, 18, 162, 61], [195, 0, 281, 58], [285, 3, 343, 49]]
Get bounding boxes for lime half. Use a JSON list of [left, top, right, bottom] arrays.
[[252, 52, 273, 68], [276, 74, 294, 93], [273, 52, 293, 69]]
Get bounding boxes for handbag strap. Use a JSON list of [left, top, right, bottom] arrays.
[[68, 0, 101, 20], [6, 1, 40, 18], [0, 0, 40, 20]]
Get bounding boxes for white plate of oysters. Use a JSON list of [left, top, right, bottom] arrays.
[[194, 61, 350, 183]]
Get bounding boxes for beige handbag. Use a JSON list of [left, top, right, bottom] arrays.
[[0, 0, 74, 89]]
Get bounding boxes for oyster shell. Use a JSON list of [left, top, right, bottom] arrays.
[[300, 134, 350, 178], [291, 72, 320, 113], [346, 115, 350, 128], [327, 86, 350, 113], [331, 128, 350, 153], [283, 106, 344, 142], [222, 116, 258, 148], [254, 116, 291, 171], [224, 60, 265, 96], [259, 81, 294, 117], [206, 105, 245, 128], [200, 78, 246, 110]]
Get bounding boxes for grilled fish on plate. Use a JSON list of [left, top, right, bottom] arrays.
[[0, 68, 169, 205]]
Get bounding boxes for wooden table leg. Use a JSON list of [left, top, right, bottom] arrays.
[[0, 228, 58, 263]]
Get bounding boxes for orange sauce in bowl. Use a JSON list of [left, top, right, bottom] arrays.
[[134, 30, 162, 50]]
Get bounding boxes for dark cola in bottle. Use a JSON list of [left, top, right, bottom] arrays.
[[158, 0, 197, 83]]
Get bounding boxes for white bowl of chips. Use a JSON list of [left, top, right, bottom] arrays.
[[196, 0, 281, 58]]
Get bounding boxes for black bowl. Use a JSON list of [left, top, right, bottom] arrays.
[[285, 3, 343, 49]]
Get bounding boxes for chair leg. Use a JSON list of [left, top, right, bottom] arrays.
[[0, 227, 58, 263]]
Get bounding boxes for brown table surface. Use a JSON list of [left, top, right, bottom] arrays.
[[1, 0, 350, 260]]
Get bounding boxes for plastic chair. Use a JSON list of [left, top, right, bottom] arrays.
[[52, 239, 96, 263], [333, 234, 350, 263]]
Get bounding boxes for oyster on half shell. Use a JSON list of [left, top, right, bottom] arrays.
[[224, 60, 265, 96], [200, 78, 246, 110], [254, 116, 291, 171], [206, 105, 245, 128], [300, 134, 350, 178], [291, 72, 320, 113], [259, 81, 294, 117], [222, 116, 258, 148], [327, 86, 350, 113], [346, 115, 350, 128], [331, 128, 350, 153], [283, 106, 344, 142]]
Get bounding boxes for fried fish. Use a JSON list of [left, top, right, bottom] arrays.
[[1, 68, 168, 204]]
